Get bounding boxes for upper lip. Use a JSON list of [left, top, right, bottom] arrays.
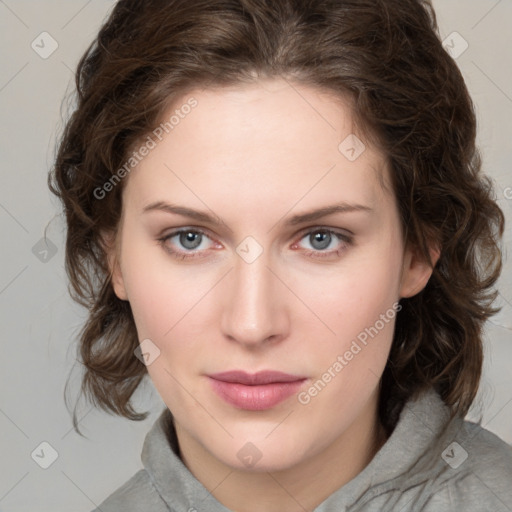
[[208, 370, 306, 385]]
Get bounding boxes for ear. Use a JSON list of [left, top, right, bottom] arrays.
[[100, 230, 128, 301], [399, 241, 440, 299]]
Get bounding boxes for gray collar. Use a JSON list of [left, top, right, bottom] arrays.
[[141, 388, 459, 511]]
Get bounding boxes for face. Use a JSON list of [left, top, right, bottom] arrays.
[[107, 78, 433, 472]]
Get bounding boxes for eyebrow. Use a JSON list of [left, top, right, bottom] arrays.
[[142, 201, 233, 232], [142, 201, 373, 230]]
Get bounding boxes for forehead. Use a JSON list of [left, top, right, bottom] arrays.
[[123, 79, 390, 217]]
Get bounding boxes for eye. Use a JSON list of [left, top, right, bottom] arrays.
[[292, 228, 352, 259], [158, 228, 218, 259]]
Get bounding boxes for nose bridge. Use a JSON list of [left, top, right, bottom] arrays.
[[220, 246, 287, 346]]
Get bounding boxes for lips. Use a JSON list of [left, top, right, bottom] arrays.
[[208, 370, 307, 410], [209, 370, 305, 385]]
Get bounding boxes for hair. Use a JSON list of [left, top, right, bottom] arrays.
[[49, 0, 505, 435]]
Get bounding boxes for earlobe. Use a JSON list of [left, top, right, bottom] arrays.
[[399, 243, 441, 299], [100, 230, 128, 301]]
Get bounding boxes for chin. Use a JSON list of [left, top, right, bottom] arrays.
[[206, 428, 315, 473]]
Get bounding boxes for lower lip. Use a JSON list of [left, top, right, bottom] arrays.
[[209, 378, 306, 411]]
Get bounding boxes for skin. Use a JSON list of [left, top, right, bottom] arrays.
[[105, 78, 439, 512]]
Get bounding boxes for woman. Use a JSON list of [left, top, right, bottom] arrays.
[[50, 0, 512, 510]]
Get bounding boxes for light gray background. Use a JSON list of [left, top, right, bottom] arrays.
[[0, 1, 511, 511]]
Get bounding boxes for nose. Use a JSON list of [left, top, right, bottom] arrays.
[[220, 249, 290, 348]]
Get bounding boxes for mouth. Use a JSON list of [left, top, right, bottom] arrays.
[[208, 370, 307, 411]]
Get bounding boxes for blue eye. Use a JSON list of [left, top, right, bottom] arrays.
[[304, 230, 337, 250], [294, 229, 352, 259], [174, 230, 204, 250], [158, 228, 214, 260]]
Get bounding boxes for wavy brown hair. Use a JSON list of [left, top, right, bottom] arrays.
[[49, 0, 505, 435]]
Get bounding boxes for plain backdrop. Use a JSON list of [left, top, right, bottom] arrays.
[[0, 1, 511, 511]]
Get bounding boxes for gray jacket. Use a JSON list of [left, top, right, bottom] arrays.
[[92, 388, 512, 511]]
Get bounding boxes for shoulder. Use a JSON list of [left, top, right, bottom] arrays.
[[458, 419, 512, 485], [424, 420, 512, 511], [463, 420, 512, 471], [90, 469, 168, 512]]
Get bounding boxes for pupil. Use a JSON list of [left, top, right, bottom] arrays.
[[311, 231, 331, 250]]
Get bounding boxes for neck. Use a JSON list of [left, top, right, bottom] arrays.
[[175, 391, 387, 512]]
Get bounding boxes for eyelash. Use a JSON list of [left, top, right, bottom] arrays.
[[157, 227, 353, 261]]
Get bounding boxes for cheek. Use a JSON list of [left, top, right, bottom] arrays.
[[292, 242, 403, 394], [119, 226, 207, 336], [123, 272, 171, 340], [305, 251, 402, 339], [120, 237, 217, 385], [118, 237, 170, 340], [121, 247, 209, 408]]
